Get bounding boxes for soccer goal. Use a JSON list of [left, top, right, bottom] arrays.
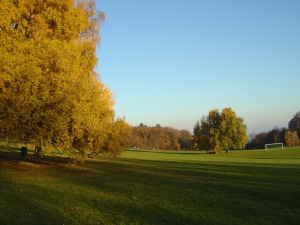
[[265, 143, 283, 152]]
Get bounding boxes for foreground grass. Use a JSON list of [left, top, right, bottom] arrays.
[[0, 145, 300, 224]]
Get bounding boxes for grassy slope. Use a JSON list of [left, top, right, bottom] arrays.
[[0, 145, 300, 225]]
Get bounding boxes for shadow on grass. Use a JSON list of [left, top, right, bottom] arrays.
[[1, 149, 300, 225], [126, 149, 205, 155], [0, 145, 72, 166]]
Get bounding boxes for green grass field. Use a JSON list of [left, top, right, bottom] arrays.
[[1, 144, 300, 224]]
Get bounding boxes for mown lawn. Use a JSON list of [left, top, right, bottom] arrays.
[[0, 144, 300, 224]]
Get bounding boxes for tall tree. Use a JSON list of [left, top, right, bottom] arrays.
[[0, 0, 130, 160], [267, 126, 281, 143], [193, 110, 221, 151], [288, 111, 300, 138], [193, 108, 247, 151]]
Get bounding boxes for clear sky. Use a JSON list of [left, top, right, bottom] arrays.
[[94, 0, 300, 134]]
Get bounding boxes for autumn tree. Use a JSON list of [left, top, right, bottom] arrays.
[[167, 127, 181, 150], [219, 108, 248, 150], [193, 108, 248, 151], [150, 125, 163, 150], [0, 0, 131, 161], [285, 131, 299, 147], [129, 125, 184, 150], [137, 124, 152, 148], [193, 110, 220, 151]]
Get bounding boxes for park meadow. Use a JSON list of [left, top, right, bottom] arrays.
[[1, 144, 300, 225]]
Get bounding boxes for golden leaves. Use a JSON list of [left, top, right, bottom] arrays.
[[194, 108, 248, 151], [0, 1, 130, 160]]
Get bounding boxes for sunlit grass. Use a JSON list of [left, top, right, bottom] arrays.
[[1, 144, 300, 224]]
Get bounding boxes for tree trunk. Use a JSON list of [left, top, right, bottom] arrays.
[[34, 145, 43, 158]]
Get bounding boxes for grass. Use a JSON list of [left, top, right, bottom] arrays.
[[0, 144, 300, 224]]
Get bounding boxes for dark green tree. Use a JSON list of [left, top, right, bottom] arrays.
[[288, 111, 300, 138]]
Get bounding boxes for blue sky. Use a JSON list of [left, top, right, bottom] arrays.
[[94, 0, 300, 134]]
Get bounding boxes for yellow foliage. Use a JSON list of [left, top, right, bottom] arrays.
[[285, 131, 299, 147], [0, 0, 129, 160], [193, 108, 248, 151]]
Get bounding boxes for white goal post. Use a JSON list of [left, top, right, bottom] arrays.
[[265, 143, 283, 152]]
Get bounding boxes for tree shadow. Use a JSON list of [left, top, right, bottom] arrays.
[[126, 149, 205, 155]]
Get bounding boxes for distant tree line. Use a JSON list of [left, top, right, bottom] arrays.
[[246, 127, 287, 149], [246, 110, 300, 149], [130, 109, 300, 151], [129, 124, 193, 150]]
